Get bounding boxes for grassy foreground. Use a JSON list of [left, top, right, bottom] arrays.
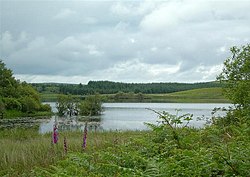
[[1, 116, 249, 176], [0, 128, 144, 176]]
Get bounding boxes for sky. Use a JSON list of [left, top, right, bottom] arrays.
[[1, 0, 250, 84]]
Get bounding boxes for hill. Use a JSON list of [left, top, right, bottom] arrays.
[[147, 87, 230, 103], [32, 80, 222, 95]]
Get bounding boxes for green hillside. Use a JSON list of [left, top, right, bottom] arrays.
[[147, 87, 230, 103]]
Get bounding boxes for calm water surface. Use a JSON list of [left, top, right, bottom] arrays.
[[39, 102, 231, 134]]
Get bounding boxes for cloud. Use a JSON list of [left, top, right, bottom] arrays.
[[110, 1, 158, 17], [53, 8, 77, 19], [1, 1, 250, 84], [140, 0, 250, 34]]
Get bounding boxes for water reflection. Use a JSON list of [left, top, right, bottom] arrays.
[[39, 116, 103, 134], [40, 103, 231, 134]]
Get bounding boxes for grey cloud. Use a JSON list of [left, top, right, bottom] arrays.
[[1, 0, 250, 83]]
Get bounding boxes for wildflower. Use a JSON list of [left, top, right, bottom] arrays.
[[82, 122, 88, 150], [52, 124, 58, 144], [64, 136, 67, 153]]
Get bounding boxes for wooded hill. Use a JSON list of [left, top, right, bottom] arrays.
[[32, 80, 222, 95]]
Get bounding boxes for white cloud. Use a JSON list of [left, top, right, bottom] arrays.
[[91, 59, 181, 83], [53, 8, 76, 19], [196, 64, 223, 80], [140, 0, 250, 34], [14, 74, 90, 84], [110, 1, 159, 17], [86, 45, 103, 56]]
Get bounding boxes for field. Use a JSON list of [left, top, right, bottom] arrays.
[[41, 87, 230, 103], [147, 87, 230, 103]]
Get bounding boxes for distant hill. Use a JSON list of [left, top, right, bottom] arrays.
[[147, 87, 230, 103], [32, 80, 223, 95]]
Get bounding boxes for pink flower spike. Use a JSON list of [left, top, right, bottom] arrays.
[[64, 136, 67, 154], [52, 124, 58, 144], [82, 122, 88, 150]]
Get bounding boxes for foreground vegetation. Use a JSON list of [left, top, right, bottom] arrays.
[[0, 112, 249, 176]]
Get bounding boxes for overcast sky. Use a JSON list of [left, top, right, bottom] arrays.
[[1, 0, 250, 84]]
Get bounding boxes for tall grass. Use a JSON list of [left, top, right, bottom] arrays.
[[0, 128, 145, 176]]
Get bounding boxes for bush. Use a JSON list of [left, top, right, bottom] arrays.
[[19, 97, 40, 113], [79, 94, 102, 116], [0, 98, 5, 113], [39, 104, 52, 112], [3, 98, 22, 110]]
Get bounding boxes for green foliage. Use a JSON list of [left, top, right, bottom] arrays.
[[112, 91, 146, 102], [2, 97, 22, 110], [216, 44, 250, 125], [2, 113, 250, 176], [19, 97, 40, 113], [31, 120, 250, 176], [0, 60, 18, 97], [0, 60, 51, 118], [40, 104, 52, 112], [79, 94, 102, 116], [0, 98, 5, 114], [145, 109, 193, 148], [56, 95, 78, 116], [217, 44, 250, 109]]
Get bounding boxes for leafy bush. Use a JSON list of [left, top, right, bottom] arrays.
[[39, 104, 52, 112], [79, 94, 102, 116], [56, 95, 78, 116], [19, 97, 40, 113], [3, 98, 22, 110]]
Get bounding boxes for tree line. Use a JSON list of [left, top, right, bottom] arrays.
[[32, 80, 222, 95]]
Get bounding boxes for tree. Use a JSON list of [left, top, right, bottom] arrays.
[[56, 95, 79, 116], [0, 60, 51, 116], [217, 44, 250, 110], [216, 44, 250, 125], [79, 94, 102, 116], [0, 98, 5, 113]]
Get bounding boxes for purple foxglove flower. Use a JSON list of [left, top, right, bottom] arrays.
[[82, 123, 88, 150], [53, 124, 58, 144], [64, 136, 67, 153]]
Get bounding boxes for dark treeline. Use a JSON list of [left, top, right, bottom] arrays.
[[32, 80, 222, 95]]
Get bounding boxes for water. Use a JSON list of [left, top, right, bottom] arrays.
[[39, 102, 231, 134]]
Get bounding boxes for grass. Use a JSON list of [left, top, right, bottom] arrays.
[[0, 128, 145, 176], [3, 110, 53, 119], [40, 93, 85, 102], [147, 87, 230, 103]]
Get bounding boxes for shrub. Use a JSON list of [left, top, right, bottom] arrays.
[[19, 97, 40, 113], [79, 94, 102, 116], [3, 98, 22, 110], [39, 104, 52, 112]]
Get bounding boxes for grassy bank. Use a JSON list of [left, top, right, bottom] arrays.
[[41, 87, 230, 103]]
